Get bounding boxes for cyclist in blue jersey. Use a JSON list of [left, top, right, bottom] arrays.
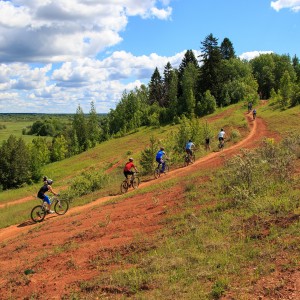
[[156, 147, 168, 173]]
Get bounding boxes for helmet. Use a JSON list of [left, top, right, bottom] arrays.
[[43, 176, 47, 182], [160, 147, 165, 151], [47, 179, 53, 185], [129, 158, 133, 162]]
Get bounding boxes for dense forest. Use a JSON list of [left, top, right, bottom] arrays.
[[0, 33, 300, 190]]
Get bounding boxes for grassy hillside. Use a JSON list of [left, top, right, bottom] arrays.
[[0, 101, 299, 299]]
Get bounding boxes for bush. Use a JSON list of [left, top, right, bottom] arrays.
[[62, 169, 110, 201], [230, 129, 241, 143]]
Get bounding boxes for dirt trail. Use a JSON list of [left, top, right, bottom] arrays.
[[1, 108, 298, 300]]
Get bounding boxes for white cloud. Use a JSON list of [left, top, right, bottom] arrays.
[[271, 0, 300, 12], [0, 50, 194, 113], [239, 51, 273, 61], [0, 0, 172, 63]]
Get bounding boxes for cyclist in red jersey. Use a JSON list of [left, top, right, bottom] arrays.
[[123, 158, 138, 183]]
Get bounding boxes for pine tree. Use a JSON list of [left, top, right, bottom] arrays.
[[220, 37, 236, 60], [88, 101, 101, 147], [199, 33, 223, 105], [149, 67, 164, 106], [73, 105, 89, 152]]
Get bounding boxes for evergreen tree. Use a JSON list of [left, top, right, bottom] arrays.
[[166, 70, 179, 121], [180, 63, 199, 116], [88, 101, 101, 147], [292, 55, 300, 82], [73, 105, 89, 152], [220, 37, 236, 60], [279, 70, 292, 108], [199, 33, 223, 105], [178, 50, 199, 99], [149, 67, 164, 106]]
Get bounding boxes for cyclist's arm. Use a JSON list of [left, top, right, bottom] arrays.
[[48, 185, 58, 196]]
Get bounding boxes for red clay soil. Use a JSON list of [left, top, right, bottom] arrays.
[[0, 111, 299, 300]]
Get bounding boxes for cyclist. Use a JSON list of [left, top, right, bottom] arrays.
[[248, 102, 252, 113], [205, 136, 211, 151], [218, 128, 226, 148], [123, 158, 138, 185], [185, 139, 195, 161], [37, 178, 58, 213], [252, 108, 257, 120], [156, 147, 168, 173]]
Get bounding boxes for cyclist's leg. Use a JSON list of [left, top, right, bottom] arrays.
[[43, 195, 51, 211], [161, 159, 165, 173]]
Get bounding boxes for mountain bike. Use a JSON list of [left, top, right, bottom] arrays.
[[30, 195, 69, 223], [218, 138, 225, 150], [154, 160, 170, 179], [120, 172, 140, 194], [184, 151, 196, 167]]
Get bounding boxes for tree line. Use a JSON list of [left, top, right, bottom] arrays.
[[106, 33, 300, 136]]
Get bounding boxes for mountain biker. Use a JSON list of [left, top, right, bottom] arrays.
[[123, 158, 138, 184], [156, 147, 168, 173], [218, 128, 226, 146], [37, 179, 58, 213], [248, 102, 252, 113], [205, 136, 211, 151], [185, 139, 195, 161], [252, 108, 257, 120]]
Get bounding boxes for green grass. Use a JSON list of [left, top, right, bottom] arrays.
[[0, 120, 34, 144], [2, 101, 299, 299]]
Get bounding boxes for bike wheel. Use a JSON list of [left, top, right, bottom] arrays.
[[132, 177, 140, 189], [31, 205, 46, 223], [184, 156, 189, 167], [54, 200, 69, 215], [164, 164, 170, 174], [191, 154, 196, 163], [154, 168, 160, 179], [120, 181, 129, 193]]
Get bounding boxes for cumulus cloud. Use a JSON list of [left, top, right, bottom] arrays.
[[0, 49, 195, 113], [271, 0, 300, 12], [0, 0, 172, 63], [239, 51, 273, 61]]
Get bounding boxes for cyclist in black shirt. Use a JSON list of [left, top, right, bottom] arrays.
[[37, 178, 58, 213]]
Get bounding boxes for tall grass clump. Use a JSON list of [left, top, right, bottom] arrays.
[[221, 133, 299, 208], [60, 168, 110, 201]]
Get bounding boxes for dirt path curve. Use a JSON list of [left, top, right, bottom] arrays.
[[0, 113, 267, 243]]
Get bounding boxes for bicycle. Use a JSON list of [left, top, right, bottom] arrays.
[[30, 195, 69, 223], [184, 151, 196, 167], [218, 139, 225, 150], [154, 160, 170, 179], [120, 172, 140, 194]]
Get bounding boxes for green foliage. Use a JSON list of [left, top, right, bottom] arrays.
[[26, 118, 65, 136], [0, 135, 32, 190], [278, 70, 292, 108], [197, 90, 216, 116], [62, 169, 110, 200], [139, 136, 159, 174], [51, 135, 68, 162], [222, 134, 298, 204], [230, 129, 241, 143]]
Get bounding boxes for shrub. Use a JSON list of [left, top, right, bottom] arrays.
[[230, 129, 241, 143]]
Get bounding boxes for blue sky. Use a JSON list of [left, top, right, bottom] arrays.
[[0, 0, 299, 114]]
